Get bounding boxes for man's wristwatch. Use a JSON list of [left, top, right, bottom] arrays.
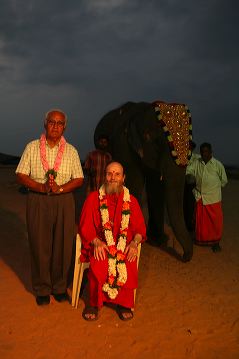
[[58, 187, 64, 194]]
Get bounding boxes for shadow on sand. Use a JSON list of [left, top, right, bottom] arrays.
[[0, 206, 32, 293], [0, 183, 88, 297]]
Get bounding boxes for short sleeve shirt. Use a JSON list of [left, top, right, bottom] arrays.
[[16, 139, 84, 185], [186, 157, 228, 205]]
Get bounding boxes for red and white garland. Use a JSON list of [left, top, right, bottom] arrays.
[[99, 185, 131, 299], [39, 134, 66, 178]]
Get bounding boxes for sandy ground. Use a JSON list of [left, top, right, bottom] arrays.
[[0, 166, 239, 359]]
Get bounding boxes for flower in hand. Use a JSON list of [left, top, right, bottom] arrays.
[[45, 170, 58, 193], [45, 169, 57, 179]]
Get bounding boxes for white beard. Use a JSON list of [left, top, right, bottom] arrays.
[[105, 182, 123, 194]]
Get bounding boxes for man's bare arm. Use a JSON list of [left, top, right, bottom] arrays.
[[50, 178, 84, 193], [16, 173, 47, 192], [16, 173, 83, 193]]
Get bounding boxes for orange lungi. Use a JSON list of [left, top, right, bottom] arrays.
[[195, 199, 223, 245]]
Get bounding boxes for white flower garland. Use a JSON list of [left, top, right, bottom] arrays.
[[99, 185, 131, 299]]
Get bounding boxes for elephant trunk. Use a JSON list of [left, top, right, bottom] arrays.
[[164, 166, 193, 259]]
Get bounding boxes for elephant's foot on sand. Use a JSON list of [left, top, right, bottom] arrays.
[[147, 234, 168, 247], [182, 251, 192, 263]]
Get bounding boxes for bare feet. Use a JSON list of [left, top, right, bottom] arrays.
[[116, 305, 134, 321], [82, 306, 98, 321]]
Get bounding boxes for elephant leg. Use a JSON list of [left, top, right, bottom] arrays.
[[145, 169, 166, 245], [183, 183, 196, 231]]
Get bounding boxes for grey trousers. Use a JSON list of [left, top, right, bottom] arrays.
[[26, 192, 76, 296]]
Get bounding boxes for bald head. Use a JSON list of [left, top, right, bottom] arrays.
[[106, 161, 124, 175]]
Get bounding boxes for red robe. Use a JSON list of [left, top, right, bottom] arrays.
[[79, 190, 146, 308]]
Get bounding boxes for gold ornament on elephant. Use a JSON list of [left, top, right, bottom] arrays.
[[153, 101, 193, 166]]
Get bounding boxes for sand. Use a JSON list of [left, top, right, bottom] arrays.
[[0, 166, 239, 359]]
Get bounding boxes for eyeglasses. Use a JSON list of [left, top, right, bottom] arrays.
[[47, 119, 65, 127]]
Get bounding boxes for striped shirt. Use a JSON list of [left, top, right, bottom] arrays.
[[16, 139, 84, 185], [186, 157, 228, 205], [84, 150, 112, 192]]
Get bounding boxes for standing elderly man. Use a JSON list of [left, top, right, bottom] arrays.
[[186, 142, 228, 252], [16, 109, 84, 305], [79, 161, 146, 321]]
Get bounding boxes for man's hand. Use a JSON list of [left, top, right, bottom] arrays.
[[44, 179, 52, 193], [93, 238, 109, 261], [125, 241, 138, 262], [47, 174, 59, 193], [185, 174, 196, 185]]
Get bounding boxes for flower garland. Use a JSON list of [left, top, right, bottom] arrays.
[[39, 134, 66, 179], [99, 185, 131, 300]]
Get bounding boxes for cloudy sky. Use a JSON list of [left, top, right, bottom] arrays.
[[0, 0, 238, 165]]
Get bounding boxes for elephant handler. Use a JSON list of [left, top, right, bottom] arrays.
[[186, 142, 228, 252], [84, 134, 112, 195], [16, 109, 84, 305], [79, 161, 146, 321]]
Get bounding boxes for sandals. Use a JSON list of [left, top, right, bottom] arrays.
[[82, 306, 98, 321], [116, 305, 134, 321]]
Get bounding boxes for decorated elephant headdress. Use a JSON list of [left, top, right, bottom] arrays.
[[153, 101, 193, 167]]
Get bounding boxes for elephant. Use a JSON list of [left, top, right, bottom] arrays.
[[94, 101, 193, 262]]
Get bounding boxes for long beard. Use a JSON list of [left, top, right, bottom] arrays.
[[105, 182, 123, 194]]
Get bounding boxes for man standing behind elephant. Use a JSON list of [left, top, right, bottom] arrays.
[[84, 135, 112, 195], [186, 142, 228, 252]]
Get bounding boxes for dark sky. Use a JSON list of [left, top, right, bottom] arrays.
[[0, 0, 238, 165]]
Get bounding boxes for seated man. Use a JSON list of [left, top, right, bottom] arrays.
[[79, 161, 146, 321]]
